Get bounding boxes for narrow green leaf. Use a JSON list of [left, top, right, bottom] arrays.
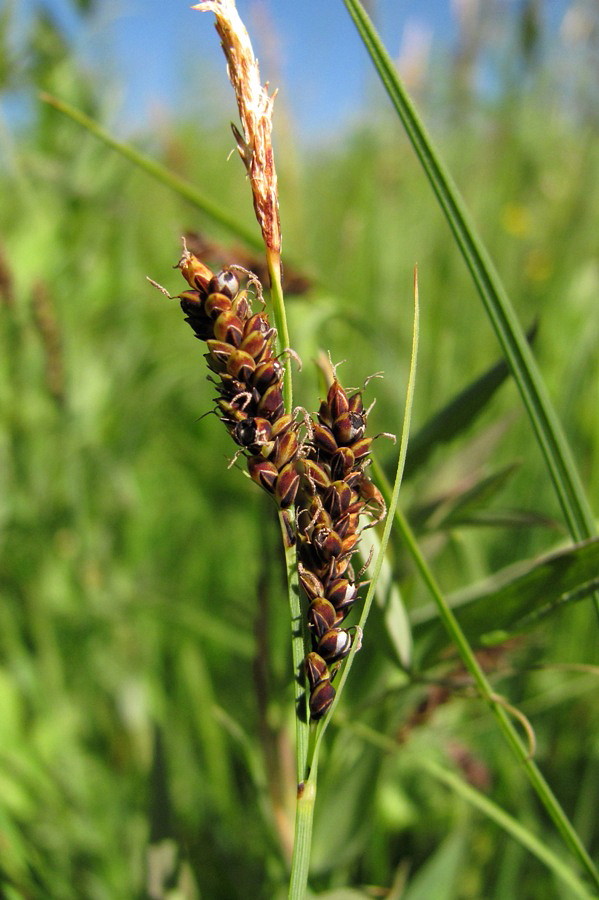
[[343, 0, 598, 614], [410, 462, 521, 532], [413, 537, 599, 656], [403, 829, 468, 900], [405, 329, 536, 479], [39, 93, 264, 252]]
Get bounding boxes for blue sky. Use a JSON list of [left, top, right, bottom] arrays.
[[18, 1, 573, 138]]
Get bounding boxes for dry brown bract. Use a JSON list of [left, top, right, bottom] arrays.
[[193, 0, 281, 254]]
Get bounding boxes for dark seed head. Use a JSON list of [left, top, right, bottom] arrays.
[[312, 525, 343, 561], [240, 329, 270, 360], [273, 431, 299, 470], [257, 383, 284, 420], [206, 339, 235, 369], [333, 410, 367, 445], [233, 417, 273, 453], [253, 359, 283, 392], [226, 349, 256, 381], [301, 459, 331, 491], [327, 578, 358, 612], [213, 310, 243, 346], [312, 422, 338, 456], [178, 290, 205, 314], [330, 446, 355, 480]]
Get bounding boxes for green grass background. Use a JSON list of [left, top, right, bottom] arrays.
[[0, 5, 598, 898]]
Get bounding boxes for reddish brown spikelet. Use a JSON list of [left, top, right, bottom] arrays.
[[297, 376, 386, 719], [157, 245, 301, 510]]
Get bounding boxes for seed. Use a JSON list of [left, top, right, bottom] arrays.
[[205, 292, 233, 318], [213, 310, 244, 346], [226, 349, 256, 381], [312, 422, 338, 456], [301, 459, 331, 490], [247, 457, 278, 493], [275, 462, 300, 508], [206, 339, 235, 368], [208, 269, 239, 299], [307, 598, 337, 637], [327, 380, 349, 419], [299, 570, 324, 601], [318, 628, 352, 662], [305, 651, 329, 688], [309, 680, 336, 719], [256, 382, 284, 419], [273, 431, 299, 469], [333, 410, 367, 445]]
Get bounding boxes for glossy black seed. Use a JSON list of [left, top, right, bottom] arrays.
[[233, 417, 272, 451], [209, 269, 239, 299]]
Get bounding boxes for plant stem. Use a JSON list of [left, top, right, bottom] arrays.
[[266, 246, 293, 414], [390, 502, 599, 890], [288, 770, 318, 900], [342, 0, 598, 621]]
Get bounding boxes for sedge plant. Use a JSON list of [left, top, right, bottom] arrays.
[[34, 1, 599, 897]]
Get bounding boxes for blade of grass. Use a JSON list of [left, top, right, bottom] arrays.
[[346, 721, 596, 900], [370, 467, 599, 891], [342, 0, 598, 618], [39, 93, 264, 253]]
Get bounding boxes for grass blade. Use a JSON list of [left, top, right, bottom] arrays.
[[39, 93, 264, 252], [413, 537, 599, 658], [342, 0, 598, 605]]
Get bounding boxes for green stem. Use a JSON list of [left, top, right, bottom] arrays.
[[279, 508, 309, 782], [342, 0, 598, 617], [288, 769, 318, 900], [389, 501, 599, 889], [270, 253, 312, 894], [39, 92, 264, 252], [266, 247, 293, 414]]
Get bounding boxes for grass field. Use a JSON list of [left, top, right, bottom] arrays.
[[1, 4, 598, 898]]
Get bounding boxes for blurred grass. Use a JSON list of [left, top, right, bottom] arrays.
[[1, 4, 598, 898]]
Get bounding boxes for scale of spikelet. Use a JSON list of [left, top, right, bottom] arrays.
[[297, 378, 386, 720], [162, 245, 301, 510]]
